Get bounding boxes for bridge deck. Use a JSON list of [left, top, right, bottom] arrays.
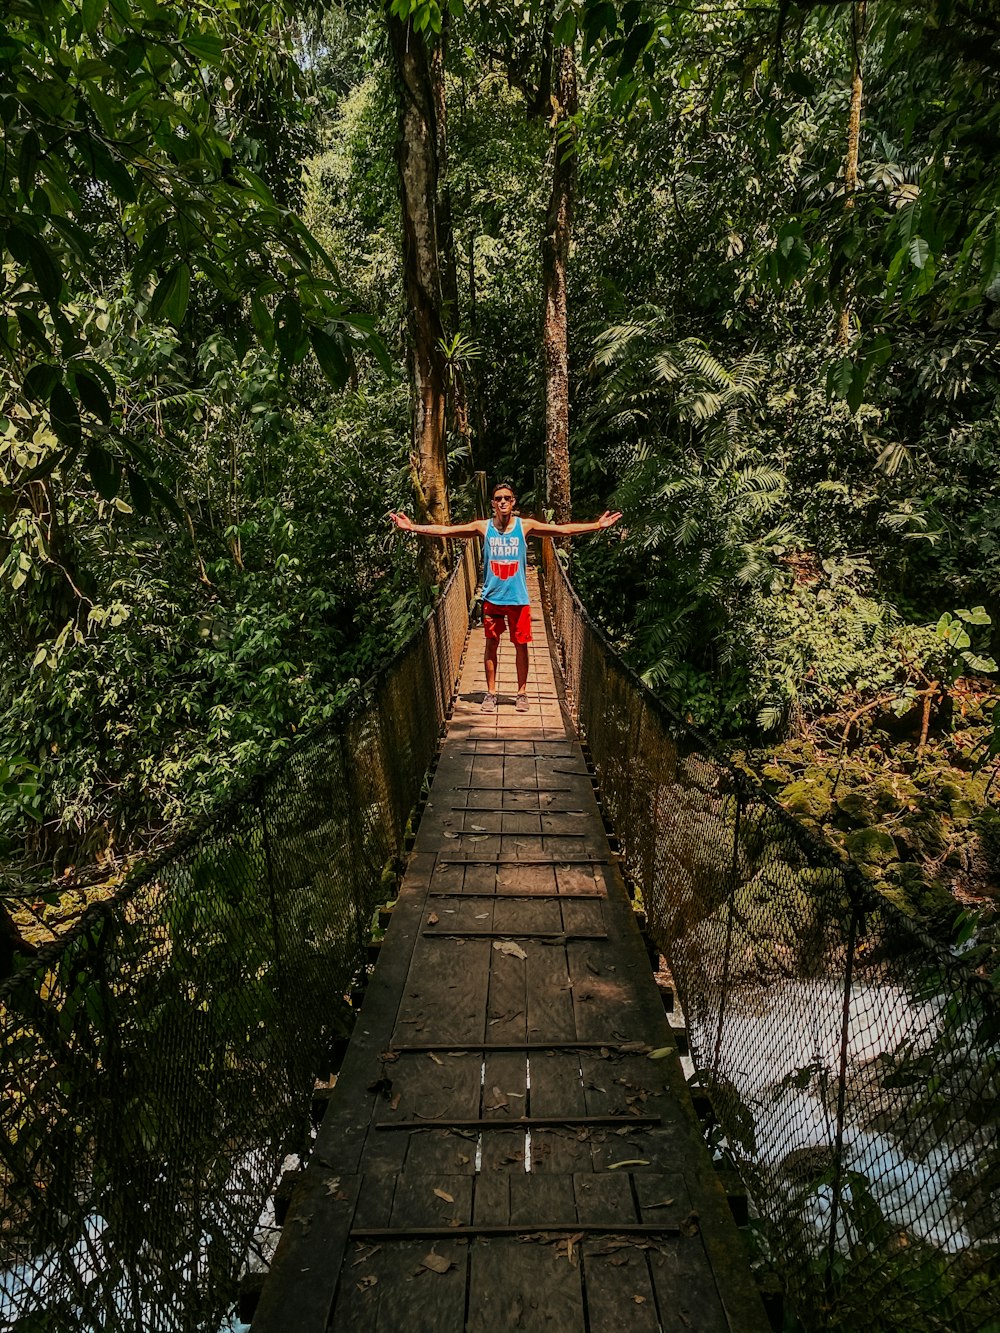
[[252, 571, 768, 1333]]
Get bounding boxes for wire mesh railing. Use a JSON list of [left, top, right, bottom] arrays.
[[541, 539, 1000, 1333], [0, 541, 478, 1333]]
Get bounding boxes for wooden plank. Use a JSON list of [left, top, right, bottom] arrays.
[[525, 939, 576, 1042], [368, 1238, 470, 1333], [382, 1051, 482, 1175], [480, 1050, 528, 1173], [391, 936, 491, 1046], [467, 1236, 584, 1329], [647, 1235, 731, 1333], [330, 1231, 472, 1333], [526, 1051, 593, 1174], [390, 1172, 474, 1227], [581, 1240, 660, 1333], [251, 1170, 361, 1333]]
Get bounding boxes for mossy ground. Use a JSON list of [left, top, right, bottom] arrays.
[[747, 690, 1000, 967]]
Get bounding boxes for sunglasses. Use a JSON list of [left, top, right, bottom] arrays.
[[493, 494, 514, 502]]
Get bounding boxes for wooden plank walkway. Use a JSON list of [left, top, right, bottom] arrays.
[[252, 569, 769, 1333]]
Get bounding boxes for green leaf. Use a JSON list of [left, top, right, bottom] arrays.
[[183, 31, 224, 65], [49, 382, 81, 448], [908, 236, 930, 270], [85, 445, 120, 500], [251, 286, 275, 350], [9, 226, 64, 301], [617, 21, 654, 78], [82, 0, 107, 34], [553, 11, 577, 45], [846, 361, 867, 414], [76, 135, 137, 204], [825, 357, 853, 401], [18, 128, 40, 196], [275, 294, 307, 367], [145, 475, 183, 522], [309, 326, 350, 390], [23, 362, 60, 403], [71, 368, 113, 424], [133, 221, 171, 288], [126, 467, 151, 516], [150, 262, 191, 326], [16, 308, 53, 355], [957, 605, 991, 626], [962, 651, 998, 674]]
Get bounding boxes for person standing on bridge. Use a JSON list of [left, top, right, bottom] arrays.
[[390, 479, 621, 713]]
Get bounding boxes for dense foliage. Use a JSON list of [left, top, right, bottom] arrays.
[[2, 0, 998, 949]]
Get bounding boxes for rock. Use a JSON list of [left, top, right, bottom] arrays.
[[779, 775, 832, 822], [844, 827, 896, 870], [834, 790, 876, 828]]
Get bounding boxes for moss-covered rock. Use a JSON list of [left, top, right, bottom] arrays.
[[834, 789, 876, 828], [893, 808, 947, 858], [779, 772, 833, 821], [844, 827, 897, 870], [872, 775, 918, 815]]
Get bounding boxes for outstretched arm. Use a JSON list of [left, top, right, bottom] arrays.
[[389, 512, 487, 539], [522, 511, 622, 538]]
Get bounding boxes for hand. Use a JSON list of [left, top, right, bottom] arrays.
[[597, 510, 622, 528], [389, 511, 415, 531]]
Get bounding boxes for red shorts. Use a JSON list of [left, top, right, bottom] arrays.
[[483, 601, 532, 644]]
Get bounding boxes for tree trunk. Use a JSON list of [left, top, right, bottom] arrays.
[[541, 43, 577, 526], [432, 19, 460, 334], [388, 11, 450, 587], [837, 0, 867, 350]]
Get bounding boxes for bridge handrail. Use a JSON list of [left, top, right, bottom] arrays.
[[0, 540, 479, 1333], [540, 538, 999, 1333]]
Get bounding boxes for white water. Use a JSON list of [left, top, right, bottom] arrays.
[[689, 979, 993, 1253]]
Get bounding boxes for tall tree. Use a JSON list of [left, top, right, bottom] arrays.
[[387, 7, 452, 587], [837, 0, 868, 349], [542, 41, 578, 525]]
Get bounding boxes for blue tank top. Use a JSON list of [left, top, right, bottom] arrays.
[[482, 516, 529, 606]]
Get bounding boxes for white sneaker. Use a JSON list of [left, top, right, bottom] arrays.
[[481, 692, 497, 714]]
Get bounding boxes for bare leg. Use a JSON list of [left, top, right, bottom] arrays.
[[515, 643, 529, 694], [484, 638, 499, 693]]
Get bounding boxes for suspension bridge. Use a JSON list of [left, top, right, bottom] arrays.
[[0, 539, 997, 1333]]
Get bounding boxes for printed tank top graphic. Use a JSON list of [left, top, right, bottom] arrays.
[[482, 516, 529, 605]]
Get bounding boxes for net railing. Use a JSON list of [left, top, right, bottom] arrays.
[[0, 541, 479, 1333], [541, 540, 1000, 1333]]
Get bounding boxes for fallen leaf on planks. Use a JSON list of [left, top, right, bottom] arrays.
[[422, 1251, 453, 1274], [357, 1275, 378, 1291], [428, 1053, 443, 1065], [427, 913, 439, 925], [433, 1188, 455, 1204], [608, 1159, 650, 1169], [493, 940, 527, 960], [557, 1232, 584, 1266], [644, 1198, 675, 1209], [647, 1047, 673, 1060]]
